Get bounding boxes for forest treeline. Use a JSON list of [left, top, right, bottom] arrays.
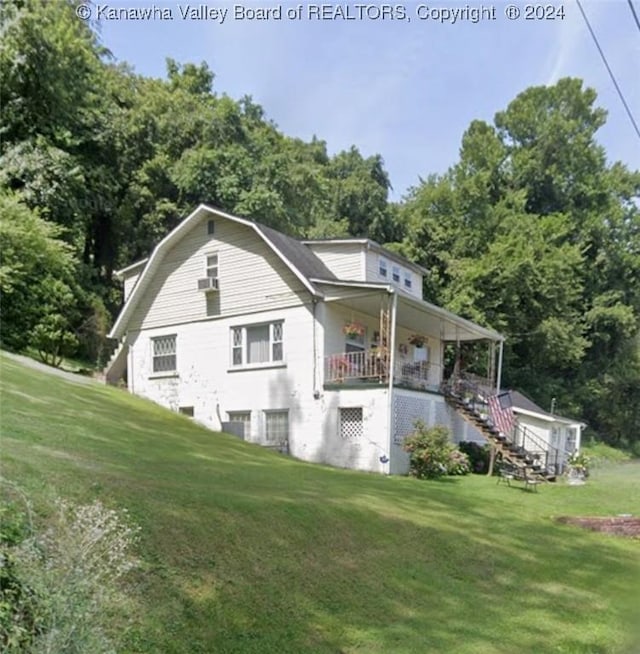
[[1, 1, 639, 449]]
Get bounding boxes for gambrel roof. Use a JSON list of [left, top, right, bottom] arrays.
[[108, 204, 335, 339]]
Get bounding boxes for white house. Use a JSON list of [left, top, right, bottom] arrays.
[[106, 204, 509, 474], [509, 391, 584, 473]]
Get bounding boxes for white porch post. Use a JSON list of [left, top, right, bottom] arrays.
[[386, 290, 398, 471], [496, 339, 504, 394]]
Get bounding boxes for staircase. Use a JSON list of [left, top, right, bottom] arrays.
[[444, 379, 557, 482], [104, 339, 127, 386]]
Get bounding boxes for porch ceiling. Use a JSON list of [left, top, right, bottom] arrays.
[[315, 281, 503, 342]]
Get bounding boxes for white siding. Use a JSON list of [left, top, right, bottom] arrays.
[[128, 217, 308, 332], [365, 251, 423, 298], [305, 243, 364, 280], [123, 271, 142, 302]]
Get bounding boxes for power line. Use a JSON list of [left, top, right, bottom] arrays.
[[575, 0, 640, 142], [627, 0, 640, 35]]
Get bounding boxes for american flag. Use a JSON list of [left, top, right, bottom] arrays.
[[488, 392, 514, 436]]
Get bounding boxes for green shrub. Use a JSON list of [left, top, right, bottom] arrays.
[[458, 441, 491, 474], [0, 490, 139, 654], [403, 422, 470, 479]]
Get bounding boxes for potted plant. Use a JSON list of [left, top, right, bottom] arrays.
[[408, 334, 426, 347], [343, 322, 365, 339], [566, 451, 590, 484]]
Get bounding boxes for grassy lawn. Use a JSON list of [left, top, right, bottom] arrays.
[[1, 351, 639, 653]]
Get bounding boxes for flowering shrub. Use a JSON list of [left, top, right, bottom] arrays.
[[1, 495, 139, 654], [403, 421, 470, 479], [447, 449, 471, 476]]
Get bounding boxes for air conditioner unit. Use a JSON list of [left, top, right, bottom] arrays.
[[197, 277, 219, 292]]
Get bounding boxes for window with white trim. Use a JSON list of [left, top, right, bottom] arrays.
[[152, 335, 176, 373], [205, 252, 218, 279], [264, 410, 289, 444], [379, 257, 388, 278], [392, 265, 401, 283], [340, 407, 363, 440], [228, 411, 251, 438], [404, 271, 412, 290], [230, 322, 284, 367]]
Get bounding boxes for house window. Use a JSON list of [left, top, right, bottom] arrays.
[[228, 411, 251, 438], [179, 406, 194, 417], [205, 253, 218, 279], [392, 266, 400, 283], [379, 258, 387, 278], [340, 407, 363, 440], [207, 219, 215, 235], [152, 335, 176, 373], [264, 410, 289, 444], [231, 322, 284, 366], [404, 272, 412, 290]]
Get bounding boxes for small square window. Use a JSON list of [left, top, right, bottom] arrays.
[[179, 406, 194, 417], [404, 272, 412, 289], [379, 258, 387, 278]]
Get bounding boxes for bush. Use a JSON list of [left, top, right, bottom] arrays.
[[403, 421, 470, 479], [0, 490, 139, 654], [458, 441, 492, 474]]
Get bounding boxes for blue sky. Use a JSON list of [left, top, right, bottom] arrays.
[[96, 1, 640, 199]]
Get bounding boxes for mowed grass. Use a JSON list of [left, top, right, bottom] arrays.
[[1, 352, 639, 654]]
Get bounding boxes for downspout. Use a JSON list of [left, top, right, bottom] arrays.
[[496, 339, 504, 394], [386, 290, 398, 472]]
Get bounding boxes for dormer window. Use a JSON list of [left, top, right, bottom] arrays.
[[378, 257, 387, 278], [404, 272, 412, 290]]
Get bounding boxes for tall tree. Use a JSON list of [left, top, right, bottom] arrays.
[[399, 78, 640, 447]]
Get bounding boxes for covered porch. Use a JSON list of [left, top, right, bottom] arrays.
[[315, 280, 504, 394]]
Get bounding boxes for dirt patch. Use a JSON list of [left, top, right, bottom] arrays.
[[556, 516, 640, 538]]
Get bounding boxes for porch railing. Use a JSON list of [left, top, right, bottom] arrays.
[[325, 350, 388, 384], [324, 350, 442, 390]]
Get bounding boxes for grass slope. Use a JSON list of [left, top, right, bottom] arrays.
[[1, 352, 639, 654]]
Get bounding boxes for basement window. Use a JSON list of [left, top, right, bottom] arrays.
[[228, 411, 251, 438], [179, 406, 194, 417], [264, 410, 289, 444]]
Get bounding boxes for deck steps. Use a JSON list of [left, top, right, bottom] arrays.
[[445, 392, 554, 482]]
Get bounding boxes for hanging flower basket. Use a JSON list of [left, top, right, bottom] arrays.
[[408, 334, 427, 347], [343, 322, 365, 338]]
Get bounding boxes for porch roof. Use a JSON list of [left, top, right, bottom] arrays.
[[311, 279, 504, 342]]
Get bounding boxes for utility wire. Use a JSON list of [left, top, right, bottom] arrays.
[[575, 0, 640, 142], [627, 0, 640, 35]]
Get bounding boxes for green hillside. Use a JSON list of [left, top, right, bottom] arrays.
[[1, 353, 639, 653]]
